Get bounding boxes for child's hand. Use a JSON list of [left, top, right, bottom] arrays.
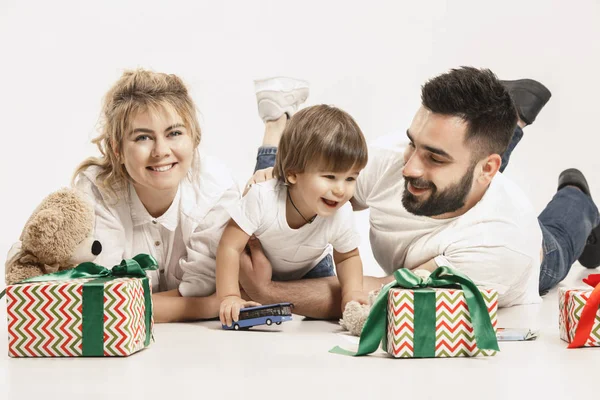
[[341, 290, 369, 313], [219, 295, 261, 327]]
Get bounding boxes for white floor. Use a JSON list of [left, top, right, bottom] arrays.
[[1, 265, 599, 400]]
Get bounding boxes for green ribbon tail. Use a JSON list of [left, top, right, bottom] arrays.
[[429, 266, 499, 351], [330, 280, 396, 356], [328, 346, 358, 356], [142, 276, 153, 347], [354, 280, 397, 356]]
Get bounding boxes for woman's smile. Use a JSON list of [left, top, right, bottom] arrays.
[[147, 162, 177, 173]]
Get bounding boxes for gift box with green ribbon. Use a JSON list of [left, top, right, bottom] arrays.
[[332, 266, 500, 358], [2, 254, 157, 357], [559, 274, 600, 349]]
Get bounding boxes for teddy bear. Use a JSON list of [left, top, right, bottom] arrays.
[[5, 188, 102, 285], [340, 269, 432, 336], [339, 289, 380, 336]]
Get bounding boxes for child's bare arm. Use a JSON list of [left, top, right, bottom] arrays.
[[216, 219, 250, 298], [333, 248, 367, 312], [216, 219, 260, 326]]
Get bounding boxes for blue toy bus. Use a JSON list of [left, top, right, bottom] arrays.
[[222, 302, 293, 330]]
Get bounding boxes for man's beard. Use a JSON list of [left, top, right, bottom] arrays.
[[402, 163, 476, 217]]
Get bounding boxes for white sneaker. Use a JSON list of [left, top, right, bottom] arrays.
[[254, 76, 310, 121]]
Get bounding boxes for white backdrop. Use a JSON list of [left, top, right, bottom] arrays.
[[1, 0, 599, 280]]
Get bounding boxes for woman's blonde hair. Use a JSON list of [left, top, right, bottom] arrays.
[[73, 69, 201, 196], [274, 104, 368, 183]]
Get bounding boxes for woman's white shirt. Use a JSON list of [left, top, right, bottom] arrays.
[[74, 155, 240, 297]]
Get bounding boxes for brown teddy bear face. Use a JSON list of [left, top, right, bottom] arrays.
[[20, 189, 97, 267]]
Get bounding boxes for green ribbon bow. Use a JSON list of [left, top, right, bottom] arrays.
[[332, 266, 499, 357], [1, 254, 158, 356]]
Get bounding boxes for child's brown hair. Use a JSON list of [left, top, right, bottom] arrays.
[[274, 105, 368, 183]]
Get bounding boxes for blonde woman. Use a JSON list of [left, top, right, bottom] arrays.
[[73, 69, 257, 322]]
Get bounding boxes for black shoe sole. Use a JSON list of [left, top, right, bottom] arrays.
[[557, 168, 591, 197], [579, 224, 600, 269], [501, 79, 552, 125]]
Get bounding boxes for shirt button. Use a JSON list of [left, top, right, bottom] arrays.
[[152, 220, 157, 224], [154, 241, 161, 247]]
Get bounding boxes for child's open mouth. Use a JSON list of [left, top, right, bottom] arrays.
[[322, 198, 338, 208]]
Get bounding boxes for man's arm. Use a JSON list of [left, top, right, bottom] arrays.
[[238, 238, 398, 319], [252, 277, 343, 320], [361, 259, 438, 293], [238, 238, 342, 319], [414, 259, 439, 272], [246, 274, 398, 319]]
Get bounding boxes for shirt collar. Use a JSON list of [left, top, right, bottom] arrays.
[[129, 184, 180, 232]]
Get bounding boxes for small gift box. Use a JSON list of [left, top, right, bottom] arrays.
[[3, 254, 157, 357], [383, 286, 498, 357], [332, 266, 499, 358], [559, 274, 600, 348]]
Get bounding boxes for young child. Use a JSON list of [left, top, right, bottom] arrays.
[[217, 78, 369, 327]]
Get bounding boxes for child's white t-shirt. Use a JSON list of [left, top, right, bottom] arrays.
[[227, 180, 361, 281]]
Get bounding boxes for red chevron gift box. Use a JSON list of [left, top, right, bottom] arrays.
[[330, 266, 499, 358], [383, 287, 498, 357], [559, 274, 600, 348], [2, 254, 157, 357]]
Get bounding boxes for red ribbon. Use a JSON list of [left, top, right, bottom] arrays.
[[583, 274, 600, 287], [568, 274, 600, 349]]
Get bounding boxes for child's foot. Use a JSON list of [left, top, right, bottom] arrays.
[[254, 77, 309, 122]]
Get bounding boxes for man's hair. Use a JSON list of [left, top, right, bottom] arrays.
[[274, 104, 368, 182], [421, 67, 517, 160]]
